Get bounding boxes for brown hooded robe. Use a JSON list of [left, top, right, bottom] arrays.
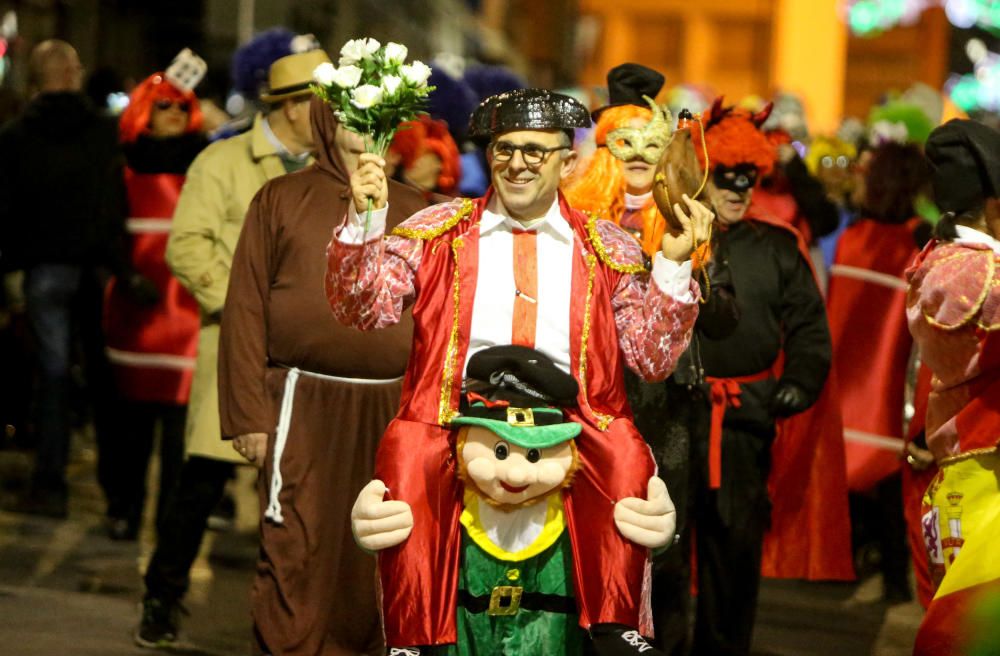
[[218, 97, 431, 655]]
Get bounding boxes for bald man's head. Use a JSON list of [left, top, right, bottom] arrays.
[[29, 40, 83, 93]]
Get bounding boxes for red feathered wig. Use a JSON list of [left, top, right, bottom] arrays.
[[691, 97, 776, 178], [119, 72, 203, 144], [389, 115, 461, 195]]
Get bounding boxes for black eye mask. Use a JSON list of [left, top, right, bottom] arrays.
[[713, 164, 759, 193]]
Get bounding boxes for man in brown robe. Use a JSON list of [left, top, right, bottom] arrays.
[[218, 97, 431, 655]]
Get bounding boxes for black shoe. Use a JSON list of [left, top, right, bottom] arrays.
[[590, 623, 664, 655], [134, 596, 184, 648]]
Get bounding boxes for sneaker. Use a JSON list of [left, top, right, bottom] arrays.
[[590, 623, 664, 656], [134, 597, 183, 648], [387, 648, 424, 655], [206, 493, 235, 532]]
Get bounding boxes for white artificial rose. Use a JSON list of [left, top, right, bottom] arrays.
[[400, 61, 432, 88], [351, 84, 384, 109], [384, 42, 408, 65], [313, 62, 337, 86], [381, 74, 403, 97], [331, 64, 363, 89], [339, 37, 380, 65]]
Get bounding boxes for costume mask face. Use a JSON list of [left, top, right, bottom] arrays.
[[460, 426, 576, 510], [605, 97, 673, 166], [712, 163, 759, 193]]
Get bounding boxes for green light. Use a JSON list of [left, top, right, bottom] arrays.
[[850, 1, 882, 35], [950, 76, 981, 111]]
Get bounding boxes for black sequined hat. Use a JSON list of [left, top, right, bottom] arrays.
[[592, 63, 665, 121], [467, 88, 591, 141]]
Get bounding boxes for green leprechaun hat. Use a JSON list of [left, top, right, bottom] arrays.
[[450, 345, 582, 447]]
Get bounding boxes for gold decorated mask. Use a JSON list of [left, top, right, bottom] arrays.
[[605, 96, 673, 165]]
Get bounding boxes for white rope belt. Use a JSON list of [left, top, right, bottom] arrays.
[[264, 367, 405, 524]]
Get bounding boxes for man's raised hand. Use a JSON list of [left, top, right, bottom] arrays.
[[661, 193, 714, 263], [350, 153, 389, 214]]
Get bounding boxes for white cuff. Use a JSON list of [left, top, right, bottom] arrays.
[[651, 253, 694, 303], [338, 203, 388, 244]]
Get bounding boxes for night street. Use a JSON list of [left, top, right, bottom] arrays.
[[0, 435, 922, 656]]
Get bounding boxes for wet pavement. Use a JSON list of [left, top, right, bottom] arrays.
[[0, 437, 922, 655]]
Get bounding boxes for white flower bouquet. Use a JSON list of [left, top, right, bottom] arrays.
[[312, 38, 434, 157]]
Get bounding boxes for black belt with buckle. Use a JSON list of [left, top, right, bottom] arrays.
[[458, 588, 576, 616]]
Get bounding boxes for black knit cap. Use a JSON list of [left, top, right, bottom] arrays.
[[926, 119, 1000, 215], [592, 63, 665, 121], [467, 88, 591, 141]]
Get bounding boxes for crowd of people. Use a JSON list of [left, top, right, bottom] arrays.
[[0, 24, 998, 656]]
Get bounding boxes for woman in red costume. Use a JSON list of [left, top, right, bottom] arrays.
[[565, 64, 668, 258], [102, 69, 207, 540]]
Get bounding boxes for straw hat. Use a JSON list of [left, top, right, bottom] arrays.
[[259, 49, 330, 103]]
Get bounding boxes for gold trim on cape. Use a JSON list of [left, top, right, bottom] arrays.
[[392, 198, 475, 241], [438, 237, 465, 425], [585, 214, 646, 274], [576, 254, 613, 431]]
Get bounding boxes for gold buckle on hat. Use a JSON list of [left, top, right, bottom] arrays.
[[506, 408, 535, 426], [487, 585, 523, 616]]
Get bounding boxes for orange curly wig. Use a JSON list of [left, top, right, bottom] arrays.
[[119, 72, 203, 144], [389, 115, 462, 195], [563, 105, 667, 257], [691, 97, 776, 178]]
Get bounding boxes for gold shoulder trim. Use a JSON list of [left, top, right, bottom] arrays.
[[586, 214, 646, 274], [392, 198, 475, 241]]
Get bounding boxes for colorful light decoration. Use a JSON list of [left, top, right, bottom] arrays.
[[945, 37, 1000, 111], [845, 0, 1000, 36]]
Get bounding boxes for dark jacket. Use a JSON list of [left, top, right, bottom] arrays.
[[0, 92, 127, 271]]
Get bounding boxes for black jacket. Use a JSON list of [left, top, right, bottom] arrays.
[[0, 92, 127, 272], [700, 219, 831, 436]]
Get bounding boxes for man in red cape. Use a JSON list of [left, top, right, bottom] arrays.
[[326, 89, 712, 655]]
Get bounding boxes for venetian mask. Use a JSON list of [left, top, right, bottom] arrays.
[[606, 96, 674, 165]]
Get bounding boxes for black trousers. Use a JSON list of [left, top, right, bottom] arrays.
[[104, 401, 186, 533], [628, 372, 772, 656], [144, 456, 234, 602]]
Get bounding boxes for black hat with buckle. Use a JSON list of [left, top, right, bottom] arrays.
[[449, 345, 581, 447]]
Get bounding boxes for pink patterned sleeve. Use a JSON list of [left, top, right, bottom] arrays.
[[613, 272, 699, 382], [594, 221, 700, 382], [325, 226, 423, 331]]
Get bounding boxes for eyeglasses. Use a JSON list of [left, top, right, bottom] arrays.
[[154, 99, 191, 113], [491, 141, 567, 166]]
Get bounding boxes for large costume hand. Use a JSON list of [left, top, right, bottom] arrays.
[[614, 476, 676, 549], [661, 194, 714, 263], [351, 479, 414, 552]]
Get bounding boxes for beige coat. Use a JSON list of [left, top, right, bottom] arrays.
[[166, 114, 300, 462]]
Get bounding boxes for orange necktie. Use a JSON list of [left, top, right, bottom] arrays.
[[512, 228, 538, 348]]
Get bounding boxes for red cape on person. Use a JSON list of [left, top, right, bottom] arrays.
[[745, 213, 855, 580], [826, 218, 923, 491]]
